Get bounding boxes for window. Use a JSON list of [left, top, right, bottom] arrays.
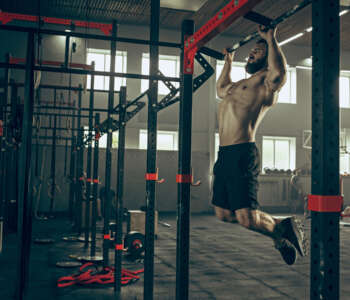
[[84, 126, 119, 148], [340, 75, 350, 108], [262, 136, 296, 171], [86, 48, 127, 91], [277, 67, 296, 104], [216, 61, 248, 83], [139, 129, 178, 151], [216, 61, 297, 104], [141, 54, 180, 95], [340, 154, 350, 174], [214, 133, 220, 161]]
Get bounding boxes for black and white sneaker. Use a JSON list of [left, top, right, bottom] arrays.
[[277, 217, 307, 257], [274, 239, 297, 265]]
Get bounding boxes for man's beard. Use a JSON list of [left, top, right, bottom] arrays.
[[245, 57, 267, 74]]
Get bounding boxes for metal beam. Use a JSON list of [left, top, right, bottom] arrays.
[[0, 24, 181, 48], [0, 62, 181, 82]]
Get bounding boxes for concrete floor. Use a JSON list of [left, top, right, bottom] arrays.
[[1, 213, 350, 300]]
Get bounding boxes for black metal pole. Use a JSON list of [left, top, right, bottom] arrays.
[[73, 86, 83, 233], [144, 1, 159, 299], [310, 1, 340, 300], [75, 128, 84, 234], [15, 31, 35, 300], [103, 20, 117, 266], [115, 86, 126, 295], [68, 136, 76, 223], [5, 82, 18, 231], [64, 35, 70, 68], [49, 89, 57, 217], [90, 113, 100, 258], [176, 19, 195, 300], [84, 62, 95, 246], [0, 53, 10, 252], [68, 92, 77, 222]]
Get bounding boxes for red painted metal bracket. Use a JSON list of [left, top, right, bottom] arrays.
[[176, 173, 201, 187], [0, 11, 112, 35], [145, 168, 165, 184], [308, 195, 343, 213], [183, 0, 263, 74]]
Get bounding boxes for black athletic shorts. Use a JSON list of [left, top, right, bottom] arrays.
[[212, 142, 260, 211]]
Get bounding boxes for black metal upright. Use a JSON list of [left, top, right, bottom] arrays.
[[64, 35, 70, 68], [310, 1, 340, 300], [91, 113, 100, 258], [103, 20, 117, 266], [68, 135, 76, 223], [0, 54, 10, 252], [74, 86, 83, 232], [144, 1, 159, 299], [15, 31, 35, 300], [75, 127, 84, 233], [84, 62, 95, 246], [68, 97, 77, 223], [6, 82, 18, 232], [49, 88, 57, 216], [176, 19, 195, 300], [115, 86, 127, 296]]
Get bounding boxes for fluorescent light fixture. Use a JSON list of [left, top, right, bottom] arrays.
[[65, 29, 71, 32], [279, 9, 348, 47], [296, 65, 312, 70], [279, 33, 304, 46], [339, 10, 349, 16]]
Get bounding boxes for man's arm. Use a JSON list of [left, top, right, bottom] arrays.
[[259, 26, 287, 94], [216, 50, 234, 99]]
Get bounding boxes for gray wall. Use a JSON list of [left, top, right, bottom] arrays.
[[2, 22, 350, 213]]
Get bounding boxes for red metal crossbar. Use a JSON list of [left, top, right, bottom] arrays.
[[183, 0, 263, 74], [0, 11, 112, 35], [9, 57, 93, 70]]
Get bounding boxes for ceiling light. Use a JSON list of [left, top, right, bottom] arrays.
[[339, 10, 349, 16], [296, 65, 312, 70], [279, 9, 348, 47], [306, 27, 313, 32], [279, 33, 304, 46], [65, 29, 71, 32]]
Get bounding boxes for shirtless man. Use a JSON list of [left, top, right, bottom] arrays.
[[213, 25, 306, 265]]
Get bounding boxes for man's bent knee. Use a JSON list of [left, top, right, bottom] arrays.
[[214, 206, 235, 223]]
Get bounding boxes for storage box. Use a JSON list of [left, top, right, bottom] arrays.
[[127, 210, 158, 235]]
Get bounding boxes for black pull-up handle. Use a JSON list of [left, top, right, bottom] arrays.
[[243, 11, 273, 27]]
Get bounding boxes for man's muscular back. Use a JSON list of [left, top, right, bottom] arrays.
[[218, 69, 278, 146]]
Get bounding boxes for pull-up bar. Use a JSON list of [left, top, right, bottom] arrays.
[[189, 0, 312, 62]]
